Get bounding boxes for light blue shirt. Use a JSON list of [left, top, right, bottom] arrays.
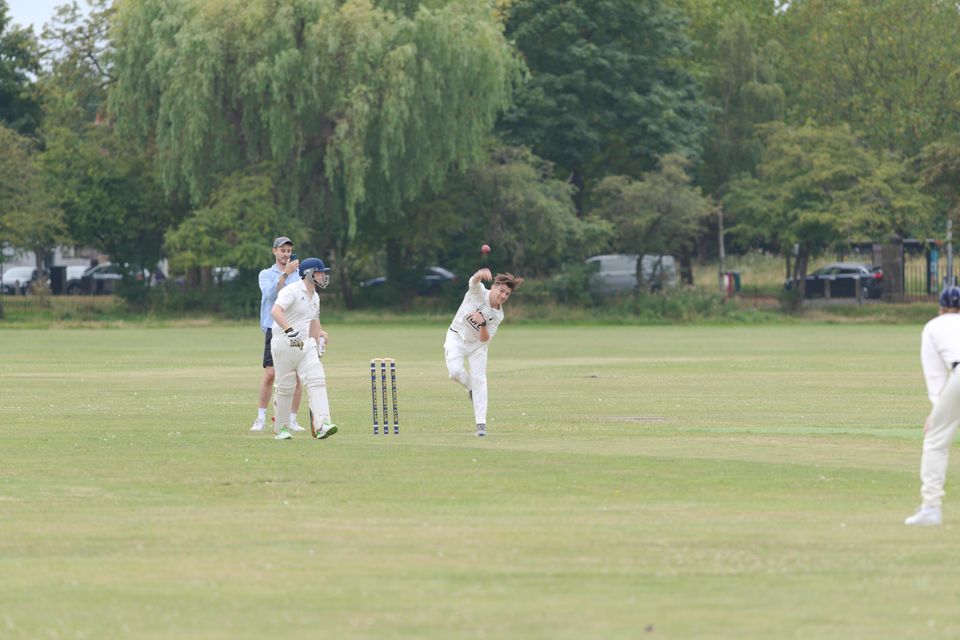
[[259, 264, 301, 332]]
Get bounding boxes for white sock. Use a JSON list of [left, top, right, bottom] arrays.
[[257, 408, 266, 420], [291, 412, 298, 424]]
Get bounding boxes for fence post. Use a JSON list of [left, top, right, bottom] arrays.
[[881, 235, 904, 303], [948, 219, 954, 287], [855, 276, 862, 305]]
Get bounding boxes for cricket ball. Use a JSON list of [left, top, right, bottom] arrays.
[[481, 244, 491, 254]]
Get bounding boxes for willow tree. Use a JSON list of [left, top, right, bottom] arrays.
[[109, 0, 519, 301]]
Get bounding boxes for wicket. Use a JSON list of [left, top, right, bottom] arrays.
[[370, 358, 399, 435]]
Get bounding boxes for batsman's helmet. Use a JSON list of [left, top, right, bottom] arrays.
[[299, 257, 330, 278], [939, 285, 960, 309], [299, 258, 331, 289]]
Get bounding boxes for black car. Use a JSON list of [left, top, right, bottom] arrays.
[[64, 265, 89, 294], [361, 266, 459, 295], [785, 262, 883, 299], [77, 263, 152, 294]]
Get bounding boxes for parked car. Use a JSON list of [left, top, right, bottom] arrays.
[[784, 262, 883, 299], [361, 266, 458, 295], [0, 266, 47, 295], [586, 254, 677, 294], [77, 262, 152, 294], [213, 266, 239, 284], [65, 265, 89, 294]]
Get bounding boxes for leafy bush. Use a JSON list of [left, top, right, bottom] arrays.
[[538, 264, 600, 307], [778, 287, 805, 312]]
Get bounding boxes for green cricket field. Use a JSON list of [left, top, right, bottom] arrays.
[[1, 323, 958, 639]]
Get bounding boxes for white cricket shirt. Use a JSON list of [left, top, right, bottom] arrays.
[[449, 280, 504, 344], [271, 280, 320, 337], [920, 312, 960, 405]]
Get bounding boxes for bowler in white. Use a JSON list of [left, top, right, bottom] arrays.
[[444, 269, 524, 436]]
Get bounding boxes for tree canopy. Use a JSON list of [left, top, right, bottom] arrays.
[[110, 0, 519, 238], [594, 154, 713, 259], [0, 0, 42, 134], [413, 144, 612, 278], [164, 168, 288, 273], [41, 122, 178, 275], [697, 12, 784, 197], [500, 0, 711, 207], [0, 124, 67, 270], [724, 122, 932, 288], [777, 0, 960, 156]]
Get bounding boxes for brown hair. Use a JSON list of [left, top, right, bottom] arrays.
[[493, 272, 524, 290]]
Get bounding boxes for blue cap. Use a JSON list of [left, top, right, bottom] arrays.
[[939, 286, 960, 309]]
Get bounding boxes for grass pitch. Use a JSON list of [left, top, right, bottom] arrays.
[[1, 323, 958, 639]]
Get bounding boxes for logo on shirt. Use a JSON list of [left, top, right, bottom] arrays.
[[466, 306, 489, 333]]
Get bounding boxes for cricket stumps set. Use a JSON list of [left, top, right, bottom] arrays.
[[371, 357, 399, 435]]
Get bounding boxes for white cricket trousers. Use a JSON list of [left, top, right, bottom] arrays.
[[444, 329, 488, 425], [270, 335, 332, 432], [920, 369, 960, 507]]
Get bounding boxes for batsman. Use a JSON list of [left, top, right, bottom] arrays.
[[270, 257, 338, 441]]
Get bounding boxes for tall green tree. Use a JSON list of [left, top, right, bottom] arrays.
[[724, 122, 932, 301], [0, 124, 67, 277], [39, 0, 115, 130], [41, 123, 178, 286], [0, 0, 42, 134], [409, 144, 612, 280], [697, 12, 784, 198], [777, 0, 960, 157], [679, 0, 778, 64], [109, 0, 519, 303], [500, 0, 711, 209], [593, 154, 713, 285], [164, 168, 289, 274], [917, 134, 960, 240]]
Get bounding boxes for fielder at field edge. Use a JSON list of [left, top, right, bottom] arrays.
[[905, 285, 960, 526], [270, 257, 338, 441], [444, 269, 524, 437]]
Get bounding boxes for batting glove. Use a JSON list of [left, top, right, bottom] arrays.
[[285, 327, 304, 349]]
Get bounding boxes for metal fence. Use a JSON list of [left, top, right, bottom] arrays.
[[903, 249, 957, 301]]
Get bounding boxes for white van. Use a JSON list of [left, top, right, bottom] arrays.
[[586, 254, 677, 294]]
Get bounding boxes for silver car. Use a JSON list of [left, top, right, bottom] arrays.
[[586, 254, 677, 294]]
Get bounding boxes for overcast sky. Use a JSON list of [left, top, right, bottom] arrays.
[[7, 0, 75, 32]]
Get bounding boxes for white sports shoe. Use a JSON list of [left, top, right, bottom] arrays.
[[275, 428, 293, 441], [475, 423, 486, 437], [904, 505, 942, 526], [316, 422, 338, 440], [250, 416, 266, 432], [290, 420, 306, 432]]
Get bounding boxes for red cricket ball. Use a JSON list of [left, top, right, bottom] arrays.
[[481, 244, 491, 254]]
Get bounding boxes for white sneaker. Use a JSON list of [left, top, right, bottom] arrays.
[[475, 423, 486, 437], [290, 420, 306, 432], [250, 416, 266, 432], [904, 505, 942, 526], [316, 422, 338, 440], [275, 428, 293, 441]]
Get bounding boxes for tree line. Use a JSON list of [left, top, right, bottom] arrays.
[[1, 0, 959, 308]]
